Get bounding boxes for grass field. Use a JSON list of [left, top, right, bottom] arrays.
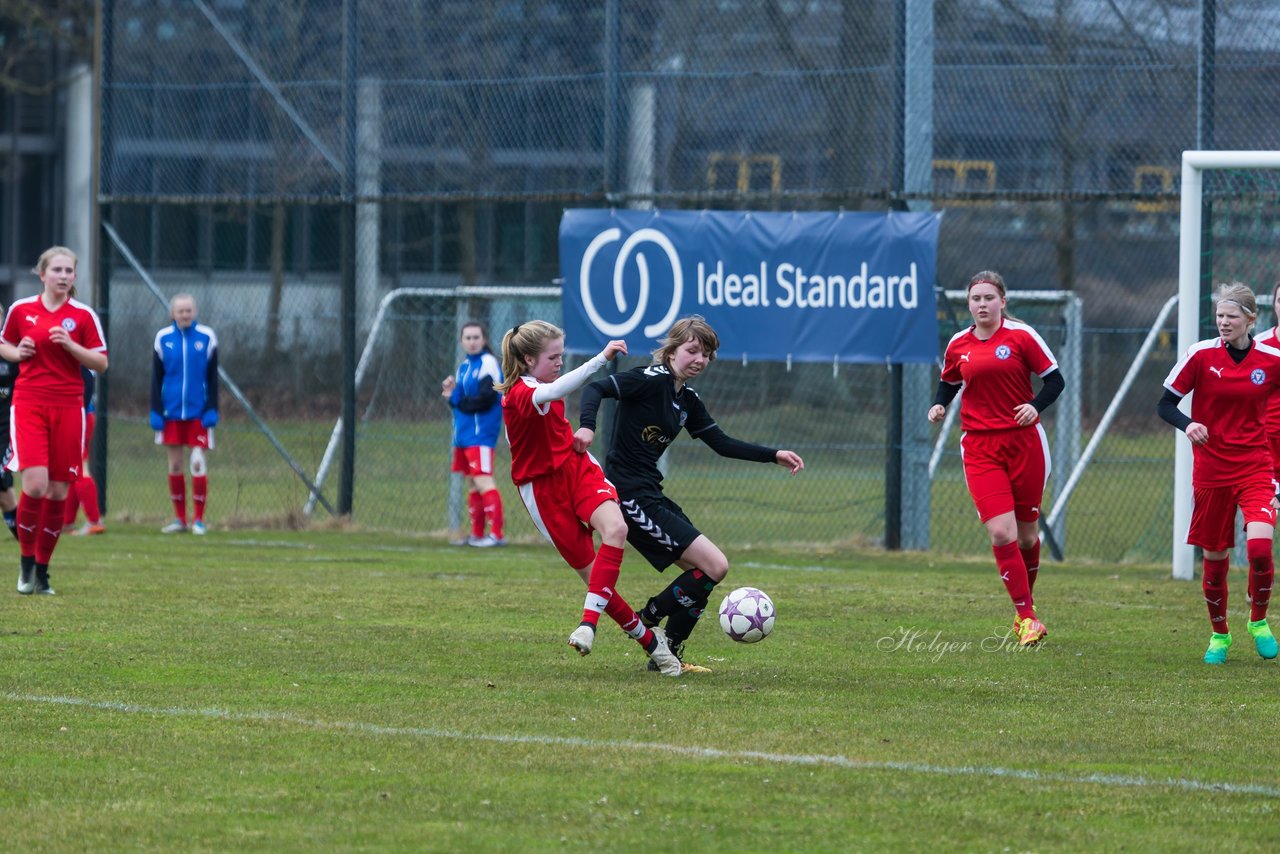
[[101, 414, 1181, 563], [4, 527, 1280, 851]]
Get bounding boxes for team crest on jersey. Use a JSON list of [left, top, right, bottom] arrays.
[[61, 318, 77, 332], [995, 344, 1012, 360], [1252, 368, 1267, 385], [195, 341, 205, 351]]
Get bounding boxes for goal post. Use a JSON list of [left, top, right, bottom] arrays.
[[1174, 151, 1280, 580]]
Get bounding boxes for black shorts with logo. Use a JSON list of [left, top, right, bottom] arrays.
[[618, 491, 702, 571]]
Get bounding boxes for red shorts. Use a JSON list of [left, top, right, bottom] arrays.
[[7, 401, 85, 482], [1188, 476, 1278, 551], [1269, 434, 1280, 485], [517, 451, 618, 569], [960, 425, 1051, 523], [452, 445, 495, 477], [157, 419, 214, 450]]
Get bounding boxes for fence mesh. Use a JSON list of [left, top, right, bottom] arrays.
[[87, 1, 1280, 562]]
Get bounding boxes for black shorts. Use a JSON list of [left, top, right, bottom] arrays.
[[0, 442, 11, 491], [619, 492, 702, 571]]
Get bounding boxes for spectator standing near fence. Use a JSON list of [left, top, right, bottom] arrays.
[[574, 316, 804, 670], [1159, 282, 1280, 664], [151, 293, 219, 535], [496, 320, 681, 676], [441, 322, 505, 547], [0, 246, 108, 595], [928, 271, 1064, 647]]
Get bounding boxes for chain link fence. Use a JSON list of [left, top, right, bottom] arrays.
[[89, 0, 1280, 561]]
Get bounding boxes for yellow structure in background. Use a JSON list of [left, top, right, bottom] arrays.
[[1134, 165, 1175, 212], [933, 159, 996, 204], [707, 152, 782, 193]]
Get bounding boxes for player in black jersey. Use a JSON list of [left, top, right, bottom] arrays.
[[575, 316, 804, 668], [0, 355, 17, 538]]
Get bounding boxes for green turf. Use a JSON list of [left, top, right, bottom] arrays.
[[4, 528, 1280, 851], [101, 415, 1180, 563]]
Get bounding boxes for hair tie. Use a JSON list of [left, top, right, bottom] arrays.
[[511, 324, 521, 336]]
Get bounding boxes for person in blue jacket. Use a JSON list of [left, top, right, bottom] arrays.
[[151, 293, 219, 535], [441, 322, 505, 546]]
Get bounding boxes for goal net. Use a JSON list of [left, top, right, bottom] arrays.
[[1173, 151, 1280, 579]]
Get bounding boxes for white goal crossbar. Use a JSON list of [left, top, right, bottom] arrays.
[[303, 285, 560, 517], [1173, 151, 1280, 579]]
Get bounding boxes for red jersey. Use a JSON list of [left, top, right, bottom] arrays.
[[1256, 326, 1280, 436], [1, 295, 107, 406], [940, 318, 1058, 432], [1164, 336, 1280, 488], [503, 376, 576, 485]]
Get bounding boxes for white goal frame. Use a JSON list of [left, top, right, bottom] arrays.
[[1173, 151, 1280, 579]]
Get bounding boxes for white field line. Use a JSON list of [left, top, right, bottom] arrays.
[[6, 692, 1279, 799]]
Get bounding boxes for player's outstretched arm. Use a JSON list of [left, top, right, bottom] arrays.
[[532, 340, 627, 405]]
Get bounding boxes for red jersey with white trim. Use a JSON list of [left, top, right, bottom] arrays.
[[1256, 326, 1280, 435], [503, 376, 575, 485], [1, 295, 107, 406], [940, 318, 1058, 432], [1164, 336, 1280, 488]]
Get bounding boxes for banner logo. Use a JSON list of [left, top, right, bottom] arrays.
[[579, 227, 683, 338]]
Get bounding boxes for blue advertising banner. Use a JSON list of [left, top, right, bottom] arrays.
[[559, 209, 941, 364]]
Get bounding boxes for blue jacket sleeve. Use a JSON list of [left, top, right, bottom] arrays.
[[204, 345, 220, 415], [151, 349, 165, 418], [455, 376, 498, 414]]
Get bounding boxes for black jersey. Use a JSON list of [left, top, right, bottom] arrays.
[[0, 358, 16, 433], [579, 363, 777, 495]]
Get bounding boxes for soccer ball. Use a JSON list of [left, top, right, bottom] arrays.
[[718, 587, 775, 643]]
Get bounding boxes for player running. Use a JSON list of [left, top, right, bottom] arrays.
[[496, 320, 682, 677], [1158, 282, 1280, 664], [928, 271, 1064, 647], [574, 316, 804, 670]]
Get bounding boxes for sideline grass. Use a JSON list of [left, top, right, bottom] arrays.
[[4, 527, 1280, 851]]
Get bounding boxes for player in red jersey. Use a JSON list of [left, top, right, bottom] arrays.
[[495, 320, 682, 676], [928, 271, 1065, 646], [0, 247, 108, 595], [1159, 282, 1280, 664]]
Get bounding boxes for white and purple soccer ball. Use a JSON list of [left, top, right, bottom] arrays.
[[718, 586, 775, 644]]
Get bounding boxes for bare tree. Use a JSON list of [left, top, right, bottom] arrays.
[[0, 0, 93, 94]]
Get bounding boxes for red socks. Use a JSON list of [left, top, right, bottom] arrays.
[[603, 591, 656, 648], [1021, 541, 1041, 594], [1247, 538, 1274, 622], [16, 494, 41, 556], [35, 498, 65, 564], [169, 473, 187, 524], [78, 476, 101, 524], [468, 489, 504, 539], [1203, 556, 1230, 633], [192, 475, 208, 523], [481, 488, 503, 539], [468, 491, 484, 538], [992, 541, 1035, 619], [580, 543, 624, 627], [62, 476, 101, 526]]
